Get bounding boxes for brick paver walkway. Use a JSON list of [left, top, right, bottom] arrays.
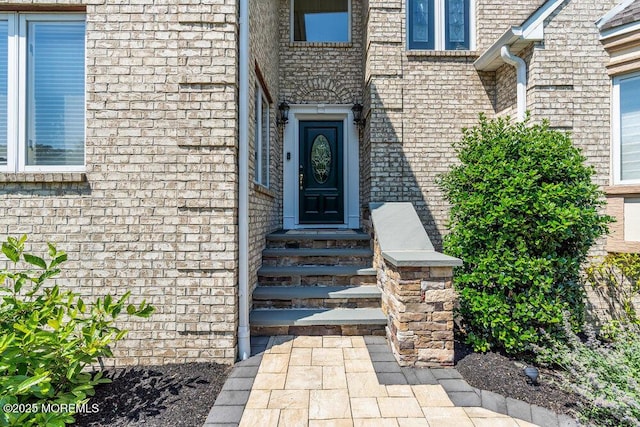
[[234, 336, 537, 427]]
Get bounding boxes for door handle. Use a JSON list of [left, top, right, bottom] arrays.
[[299, 172, 304, 190]]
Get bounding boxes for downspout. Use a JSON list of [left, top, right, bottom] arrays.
[[500, 45, 527, 121], [237, 0, 250, 361]]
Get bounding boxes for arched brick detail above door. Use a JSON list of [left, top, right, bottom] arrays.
[[291, 78, 353, 104]]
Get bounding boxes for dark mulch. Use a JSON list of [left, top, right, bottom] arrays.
[[454, 340, 580, 416], [73, 362, 232, 427], [73, 341, 580, 426]]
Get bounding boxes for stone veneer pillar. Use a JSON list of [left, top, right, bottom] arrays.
[[373, 242, 456, 366], [368, 202, 461, 367]]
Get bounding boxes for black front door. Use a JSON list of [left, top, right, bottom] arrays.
[[299, 121, 344, 224]]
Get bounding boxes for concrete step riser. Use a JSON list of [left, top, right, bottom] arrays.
[[251, 324, 386, 336], [253, 298, 381, 310], [258, 274, 377, 287], [261, 255, 373, 267], [266, 240, 371, 250]]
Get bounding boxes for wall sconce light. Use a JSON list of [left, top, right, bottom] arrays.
[[277, 101, 290, 126], [352, 103, 365, 128]]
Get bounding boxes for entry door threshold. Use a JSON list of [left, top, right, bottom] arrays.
[[292, 224, 350, 230]]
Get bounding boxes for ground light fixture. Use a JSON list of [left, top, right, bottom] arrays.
[[524, 366, 539, 384], [278, 101, 290, 126]]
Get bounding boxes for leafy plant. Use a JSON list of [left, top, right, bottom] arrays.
[[585, 253, 640, 338], [536, 318, 640, 426], [439, 114, 611, 353], [0, 235, 154, 426]]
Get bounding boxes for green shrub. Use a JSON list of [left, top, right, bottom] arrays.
[[536, 320, 640, 426], [0, 235, 154, 426], [439, 115, 611, 353]]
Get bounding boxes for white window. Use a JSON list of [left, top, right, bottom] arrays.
[[291, 0, 350, 43], [254, 84, 270, 187], [407, 0, 473, 50], [613, 72, 640, 184], [0, 13, 85, 173]]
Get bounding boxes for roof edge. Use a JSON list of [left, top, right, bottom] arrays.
[[474, 0, 566, 71], [600, 18, 640, 40], [597, 0, 636, 30]]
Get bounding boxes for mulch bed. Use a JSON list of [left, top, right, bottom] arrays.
[[74, 362, 232, 427], [454, 340, 580, 417], [73, 342, 580, 426]]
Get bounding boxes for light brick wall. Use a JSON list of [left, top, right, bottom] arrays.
[[528, 0, 615, 188], [475, 1, 547, 52], [248, 0, 281, 298], [279, 0, 365, 223], [0, 0, 239, 366], [365, 0, 498, 250], [278, 0, 364, 105], [365, 0, 617, 255]]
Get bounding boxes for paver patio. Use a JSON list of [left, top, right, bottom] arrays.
[[225, 336, 539, 427]]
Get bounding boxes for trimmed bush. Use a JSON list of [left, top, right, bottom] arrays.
[[439, 115, 611, 353], [0, 236, 154, 426]]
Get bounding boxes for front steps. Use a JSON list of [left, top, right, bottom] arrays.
[[250, 230, 386, 336]]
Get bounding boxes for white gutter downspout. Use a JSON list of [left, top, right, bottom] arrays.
[[500, 45, 527, 122], [238, 0, 250, 361]]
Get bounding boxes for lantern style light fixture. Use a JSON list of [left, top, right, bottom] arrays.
[[352, 103, 364, 128], [277, 101, 290, 126]]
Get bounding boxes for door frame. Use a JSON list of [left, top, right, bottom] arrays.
[[283, 104, 360, 229]]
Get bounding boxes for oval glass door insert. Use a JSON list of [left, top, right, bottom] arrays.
[[311, 135, 332, 184]]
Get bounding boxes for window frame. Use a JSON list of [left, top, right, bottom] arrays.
[[407, 0, 474, 51], [0, 12, 86, 174], [612, 71, 640, 185], [254, 83, 270, 188], [290, 0, 352, 44]]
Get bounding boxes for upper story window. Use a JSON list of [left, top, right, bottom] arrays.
[[292, 0, 350, 43], [0, 13, 85, 173], [613, 72, 640, 184], [407, 0, 471, 50]]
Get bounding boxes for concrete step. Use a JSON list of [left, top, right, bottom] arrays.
[[261, 247, 374, 266], [252, 285, 381, 309], [266, 229, 371, 249], [250, 308, 387, 336], [258, 265, 376, 276], [262, 248, 373, 266], [257, 265, 377, 286], [262, 247, 373, 257], [261, 247, 372, 267]]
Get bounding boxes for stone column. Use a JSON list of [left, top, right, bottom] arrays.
[[373, 237, 457, 367]]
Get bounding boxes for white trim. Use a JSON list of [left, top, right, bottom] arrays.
[[254, 83, 270, 187], [433, 0, 443, 50], [2, 12, 86, 173], [283, 104, 359, 229], [475, 0, 564, 71], [612, 71, 640, 185], [469, 0, 476, 52], [1, 14, 16, 173], [290, 0, 352, 43], [600, 21, 640, 41]]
